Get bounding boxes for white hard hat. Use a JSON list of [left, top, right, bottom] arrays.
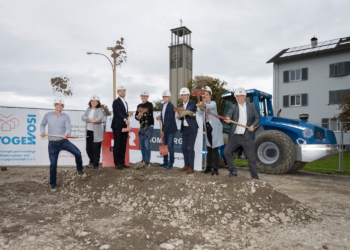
[[90, 95, 100, 101], [162, 90, 171, 97], [53, 99, 65, 105], [204, 86, 212, 94], [179, 87, 190, 95], [234, 88, 246, 96], [117, 85, 126, 91], [140, 90, 149, 96]]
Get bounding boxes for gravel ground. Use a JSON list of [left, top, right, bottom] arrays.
[[0, 165, 349, 250]]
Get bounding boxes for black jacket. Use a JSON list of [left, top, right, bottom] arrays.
[[225, 101, 260, 141], [135, 101, 154, 128], [111, 97, 128, 129]]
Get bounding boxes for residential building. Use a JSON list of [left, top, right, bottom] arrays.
[[267, 36, 350, 131]]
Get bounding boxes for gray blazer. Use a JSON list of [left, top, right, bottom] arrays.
[[225, 101, 260, 141], [81, 107, 105, 142], [197, 101, 224, 148]]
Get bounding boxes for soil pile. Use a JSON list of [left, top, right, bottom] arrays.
[[39, 163, 319, 229], [51, 76, 73, 97]]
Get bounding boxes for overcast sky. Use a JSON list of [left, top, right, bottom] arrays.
[[1, 0, 349, 111]]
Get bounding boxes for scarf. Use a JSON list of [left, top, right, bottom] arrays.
[[204, 100, 211, 122]]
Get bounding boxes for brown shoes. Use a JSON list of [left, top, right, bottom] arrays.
[[186, 168, 194, 174], [122, 164, 130, 169], [180, 166, 189, 171], [115, 164, 124, 170]]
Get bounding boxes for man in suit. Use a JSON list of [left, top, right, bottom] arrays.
[[223, 87, 260, 179], [156, 90, 177, 169], [112, 85, 132, 170], [176, 87, 198, 174]]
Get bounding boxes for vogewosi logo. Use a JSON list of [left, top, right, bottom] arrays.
[[0, 114, 19, 131], [0, 114, 37, 145]]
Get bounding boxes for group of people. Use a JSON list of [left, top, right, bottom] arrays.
[[40, 85, 260, 191]]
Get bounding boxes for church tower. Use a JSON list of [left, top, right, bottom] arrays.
[[169, 26, 193, 105]]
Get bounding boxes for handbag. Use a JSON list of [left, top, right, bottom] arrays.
[[206, 122, 213, 133]]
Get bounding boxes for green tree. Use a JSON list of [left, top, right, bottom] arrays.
[[177, 75, 229, 108], [152, 98, 162, 111], [332, 92, 350, 132]]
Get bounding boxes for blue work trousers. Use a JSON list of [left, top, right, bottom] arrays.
[[182, 127, 197, 169], [48, 139, 83, 185], [162, 133, 175, 165], [139, 127, 153, 164]]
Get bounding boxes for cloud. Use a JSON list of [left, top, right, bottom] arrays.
[[0, 0, 349, 113]]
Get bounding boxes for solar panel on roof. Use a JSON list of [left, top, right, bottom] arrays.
[[279, 38, 342, 58]]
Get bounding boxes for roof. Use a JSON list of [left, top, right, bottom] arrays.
[[267, 36, 350, 63], [170, 26, 192, 36]]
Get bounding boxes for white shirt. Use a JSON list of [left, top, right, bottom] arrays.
[[118, 96, 128, 120], [87, 109, 95, 131], [162, 101, 169, 124], [118, 96, 128, 113], [183, 101, 189, 126], [234, 102, 247, 134]]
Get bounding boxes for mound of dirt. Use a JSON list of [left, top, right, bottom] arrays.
[[38, 163, 319, 229]]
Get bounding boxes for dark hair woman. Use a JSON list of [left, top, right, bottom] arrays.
[[81, 95, 105, 171], [198, 87, 224, 175]]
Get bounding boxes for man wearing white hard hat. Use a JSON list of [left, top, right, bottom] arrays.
[[40, 99, 85, 192], [81, 95, 105, 171], [135, 90, 154, 167], [112, 85, 133, 170], [223, 87, 260, 179], [177, 87, 198, 174], [156, 90, 177, 169]]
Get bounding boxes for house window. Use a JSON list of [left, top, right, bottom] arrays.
[[330, 62, 350, 77], [283, 93, 308, 107], [283, 68, 308, 83], [329, 89, 350, 104], [290, 94, 301, 106], [290, 69, 301, 81], [321, 118, 329, 129]]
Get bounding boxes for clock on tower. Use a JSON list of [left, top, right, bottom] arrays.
[[169, 26, 193, 105]]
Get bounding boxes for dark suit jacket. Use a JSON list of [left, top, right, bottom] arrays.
[[179, 99, 198, 133], [111, 97, 128, 129], [161, 101, 177, 134], [225, 101, 260, 140]]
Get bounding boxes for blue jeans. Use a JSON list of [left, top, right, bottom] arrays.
[[139, 127, 153, 164], [48, 140, 83, 185], [163, 133, 175, 165]]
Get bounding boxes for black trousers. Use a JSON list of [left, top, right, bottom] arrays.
[[86, 130, 102, 168], [223, 134, 259, 179], [112, 127, 128, 166], [207, 130, 219, 169]]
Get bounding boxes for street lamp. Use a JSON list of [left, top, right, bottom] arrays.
[[87, 47, 121, 100]]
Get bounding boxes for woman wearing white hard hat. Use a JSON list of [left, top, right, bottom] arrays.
[[81, 95, 105, 171], [198, 86, 224, 175]]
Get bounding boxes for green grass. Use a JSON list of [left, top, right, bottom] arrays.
[[232, 152, 350, 175], [302, 151, 350, 175]]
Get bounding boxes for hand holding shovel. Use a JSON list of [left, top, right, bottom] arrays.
[[122, 114, 132, 132], [174, 107, 184, 119]]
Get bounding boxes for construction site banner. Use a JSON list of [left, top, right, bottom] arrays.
[[106, 111, 203, 171], [0, 106, 89, 167]]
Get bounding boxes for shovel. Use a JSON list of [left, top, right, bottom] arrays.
[[122, 114, 132, 132], [191, 89, 206, 103], [44, 134, 89, 139], [207, 110, 249, 129], [158, 119, 168, 156]]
